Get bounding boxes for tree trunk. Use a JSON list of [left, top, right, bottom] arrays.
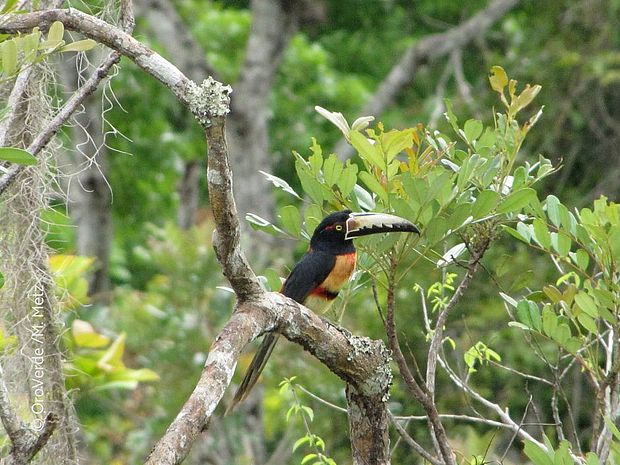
[[347, 385, 391, 465]]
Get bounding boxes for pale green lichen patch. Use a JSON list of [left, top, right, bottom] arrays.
[[347, 335, 393, 400], [346, 334, 375, 362], [187, 77, 232, 127]]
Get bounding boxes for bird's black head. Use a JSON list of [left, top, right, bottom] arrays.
[[310, 210, 354, 254], [310, 210, 419, 255]]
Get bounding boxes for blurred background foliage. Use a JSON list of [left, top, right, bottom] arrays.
[[38, 0, 620, 463]]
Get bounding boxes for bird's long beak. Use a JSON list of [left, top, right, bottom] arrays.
[[345, 212, 419, 240]]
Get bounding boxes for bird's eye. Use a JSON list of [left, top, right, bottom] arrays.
[[335, 225, 343, 231]]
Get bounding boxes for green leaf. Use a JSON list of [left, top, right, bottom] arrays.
[[23, 30, 41, 61], [1, 0, 19, 13], [425, 216, 448, 245], [516, 300, 541, 331], [0, 147, 37, 165], [72, 319, 110, 348], [1, 39, 17, 75], [558, 204, 576, 235], [463, 119, 483, 142], [476, 128, 497, 149], [349, 131, 383, 169], [97, 333, 126, 372], [91, 380, 138, 392], [296, 167, 324, 204], [303, 204, 323, 237], [551, 232, 571, 257], [245, 213, 286, 237], [577, 312, 598, 333], [585, 452, 601, 465], [542, 306, 558, 337], [110, 367, 159, 382], [517, 222, 532, 243], [574, 291, 598, 318], [382, 128, 413, 162], [532, 219, 551, 249], [604, 416, 620, 441], [263, 268, 283, 292], [554, 323, 571, 346], [543, 285, 563, 303], [301, 405, 314, 422], [456, 154, 480, 191], [502, 225, 529, 244], [523, 440, 553, 465], [0, 270, 4, 290], [337, 160, 358, 196], [443, 99, 459, 133], [570, 249, 589, 271], [293, 435, 312, 452], [59, 39, 97, 53], [301, 454, 318, 465], [497, 188, 536, 214], [322, 153, 343, 187], [553, 441, 573, 465], [472, 190, 499, 218], [48, 21, 65, 44], [286, 404, 298, 422], [308, 150, 322, 176], [512, 84, 542, 114], [358, 171, 387, 202], [260, 170, 302, 199], [279, 205, 302, 237], [546, 195, 561, 227], [489, 66, 509, 93], [499, 292, 517, 308]]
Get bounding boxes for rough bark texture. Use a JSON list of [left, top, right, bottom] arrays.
[[347, 385, 390, 465]]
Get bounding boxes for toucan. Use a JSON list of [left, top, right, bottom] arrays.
[[228, 209, 419, 411]]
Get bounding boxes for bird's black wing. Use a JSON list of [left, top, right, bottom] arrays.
[[281, 250, 336, 303], [227, 250, 335, 413]]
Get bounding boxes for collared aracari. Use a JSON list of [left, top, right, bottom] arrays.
[[228, 209, 419, 411]]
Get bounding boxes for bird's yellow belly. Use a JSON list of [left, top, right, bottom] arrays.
[[305, 252, 357, 313]]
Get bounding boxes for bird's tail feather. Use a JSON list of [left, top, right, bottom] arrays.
[[226, 333, 279, 414]]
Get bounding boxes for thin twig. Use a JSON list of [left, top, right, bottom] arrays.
[[297, 385, 347, 413], [388, 411, 444, 465], [426, 250, 483, 396], [384, 257, 456, 465], [437, 353, 545, 448]]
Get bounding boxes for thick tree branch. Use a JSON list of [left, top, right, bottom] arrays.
[[205, 116, 263, 299], [334, 0, 519, 159]]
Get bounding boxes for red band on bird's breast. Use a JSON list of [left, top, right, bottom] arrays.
[[309, 286, 339, 300]]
